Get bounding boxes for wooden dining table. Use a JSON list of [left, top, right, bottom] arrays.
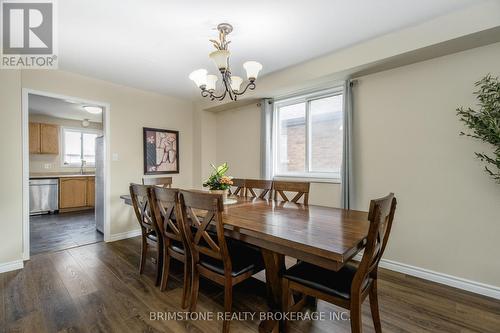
[[121, 194, 370, 332]]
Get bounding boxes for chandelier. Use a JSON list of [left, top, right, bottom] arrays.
[[189, 23, 263, 101]]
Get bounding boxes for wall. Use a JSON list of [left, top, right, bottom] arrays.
[[0, 69, 194, 267], [0, 70, 23, 266], [28, 114, 102, 174], [212, 43, 500, 288]]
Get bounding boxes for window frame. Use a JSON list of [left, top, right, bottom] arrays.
[[272, 86, 344, 181], [61, 127, 102, 168]]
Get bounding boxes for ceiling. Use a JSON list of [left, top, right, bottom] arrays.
[[57, 0, 486, 99], [29, 94, 103, 123]]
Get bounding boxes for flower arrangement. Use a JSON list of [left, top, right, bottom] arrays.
[[203, 162, 234, 190]]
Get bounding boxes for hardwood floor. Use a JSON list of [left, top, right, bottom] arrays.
[[30, 210, 103, 255], [2, 237, 499, 333]]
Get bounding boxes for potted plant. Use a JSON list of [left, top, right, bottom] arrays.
[[203, 162, 233, 201]]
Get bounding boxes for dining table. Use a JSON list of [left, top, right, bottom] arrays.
[[120, 193, 370, 333]]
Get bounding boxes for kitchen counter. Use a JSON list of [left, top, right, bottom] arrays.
[[30, 173, 95, 179]]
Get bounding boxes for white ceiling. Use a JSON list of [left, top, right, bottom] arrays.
[[29, 94, 103, 123], [58, 0, 486, 99]]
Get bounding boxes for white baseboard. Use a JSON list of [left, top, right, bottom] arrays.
[[354, 253, 500, 300], [107, 229, 142, 242], [0, 260, 24, 274]]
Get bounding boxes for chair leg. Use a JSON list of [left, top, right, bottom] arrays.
[[160, 248, 170, 292], [369, 280, 382, 333], [189, 265, 200, 312], [155, 241, 163, 286], [281, 278, 291, 333], [350, 297, 363, 333], [139, 235, 147, 274], [222, 283, 233, 333], [181, 258, 191, 309]]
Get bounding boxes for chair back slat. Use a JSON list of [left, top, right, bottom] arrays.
[[130, 184, 159, 234], [228, 178, 245, 196], [149, 187, 183, 246], [353, 193, 397, 293], [272, 181, 310, 205], [178, 190, 231, 272], [245, 179, 273, 199], [142, 177, 173, 188]]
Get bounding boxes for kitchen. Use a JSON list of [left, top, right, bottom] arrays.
[[28, 93, 105, 255]]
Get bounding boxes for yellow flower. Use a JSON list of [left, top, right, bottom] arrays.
[[220, 176, 233, 185]]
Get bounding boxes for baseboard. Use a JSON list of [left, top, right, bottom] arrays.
[[107, 229, 142, 242], [0, 259, 24, 274], [354, 253, 500, 300]]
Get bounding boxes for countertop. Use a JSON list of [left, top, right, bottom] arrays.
[[29, 173, 95, 179]]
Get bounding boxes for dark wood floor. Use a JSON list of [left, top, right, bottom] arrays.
[[2, 237, 499, 333], [30, 210, 103, 255]]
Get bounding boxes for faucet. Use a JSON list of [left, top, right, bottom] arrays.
[[80, 160, 86, 175]]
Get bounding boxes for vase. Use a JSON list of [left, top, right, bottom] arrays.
[[209, 189, 228, 202]]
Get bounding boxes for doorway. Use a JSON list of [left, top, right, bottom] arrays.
[[22, 89, 110, 259]]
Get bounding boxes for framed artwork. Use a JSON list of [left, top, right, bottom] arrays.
[[143, 127, 179, 175]]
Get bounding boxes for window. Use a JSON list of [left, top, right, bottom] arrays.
[[62, 128, 100, 167], [273, 88, 343, 180]]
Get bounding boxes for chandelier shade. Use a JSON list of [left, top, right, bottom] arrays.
[[189, 23, 262, 102], [243, 61, 263, 80]]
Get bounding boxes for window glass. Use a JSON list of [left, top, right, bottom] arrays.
[[277, 102, 306, 173]]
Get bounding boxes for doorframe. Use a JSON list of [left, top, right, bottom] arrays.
[[22, 89, 112, 260]]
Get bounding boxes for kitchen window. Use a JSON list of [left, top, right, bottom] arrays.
[[273, 88, 344, 180], [62, 128, 100, 167]]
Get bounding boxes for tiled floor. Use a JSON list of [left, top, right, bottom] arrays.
[[30, 210, 103, 255]]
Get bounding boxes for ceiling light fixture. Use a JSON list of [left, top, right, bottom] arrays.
[[82, 119, 90, 127], [83, 106, 102, 114], [189, 23, 263, 102]]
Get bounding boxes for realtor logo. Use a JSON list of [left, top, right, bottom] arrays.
[[1, 0, 58, 68]]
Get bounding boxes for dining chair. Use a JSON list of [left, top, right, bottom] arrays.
[[178, 190, 265, 333], [272, 180, 310, 205], [129, 184, 163, 286], [148, 187, 191, 309], [142, 177, 173, 188], [228, 178, 245, 196], [244, 179, 273, 199], [281, 193, 397, 333]]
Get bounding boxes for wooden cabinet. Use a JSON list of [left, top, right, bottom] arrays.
[[59, 178, 88, 209], [59, 176, 95, 211], [86, 177, 95, 207], [29, 123, 41, 154], [29, 122, 59, 154]]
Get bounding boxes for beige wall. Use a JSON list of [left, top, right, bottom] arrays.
[[212, 43, 500, 287], [0, 70, 23, 264], [28, 114, 102, 173], [0, 70, 194, 265]]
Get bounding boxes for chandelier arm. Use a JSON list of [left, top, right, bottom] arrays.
[[222, 75, 235, 101], [233, 81, 256, 96]]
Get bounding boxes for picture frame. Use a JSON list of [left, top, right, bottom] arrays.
[[143, 127, 179, 175]]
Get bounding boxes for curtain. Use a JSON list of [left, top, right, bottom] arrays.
[[260, 98, 274, 179], [341, 80, 354, 209]]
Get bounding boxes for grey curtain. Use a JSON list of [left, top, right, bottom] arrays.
[[260, 98, 274, 179], [341, 80, 354, 209]]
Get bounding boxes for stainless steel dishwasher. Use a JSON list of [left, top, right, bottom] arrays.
[[29, 178, 59, 215]]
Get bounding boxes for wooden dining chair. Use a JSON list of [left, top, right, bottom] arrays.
[[129, 184, 163, 286], [148, 187, 191, 308], [281, 193, 397, 333], [244, 179, 273, 199], [228, 178, 245, 196], [142, 177, 173, 188], [272, 180, 310, 205], [178, 190, 265, 333]]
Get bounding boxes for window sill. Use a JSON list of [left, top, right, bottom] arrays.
[[273, 175, 341, 184]]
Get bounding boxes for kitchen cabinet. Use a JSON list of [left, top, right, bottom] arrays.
[[29, 122, 59, 154], [59, 177, 88, 209], [86, 177, 95, 207]]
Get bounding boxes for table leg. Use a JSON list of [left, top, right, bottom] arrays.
[[259, 248, 285, 333]]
